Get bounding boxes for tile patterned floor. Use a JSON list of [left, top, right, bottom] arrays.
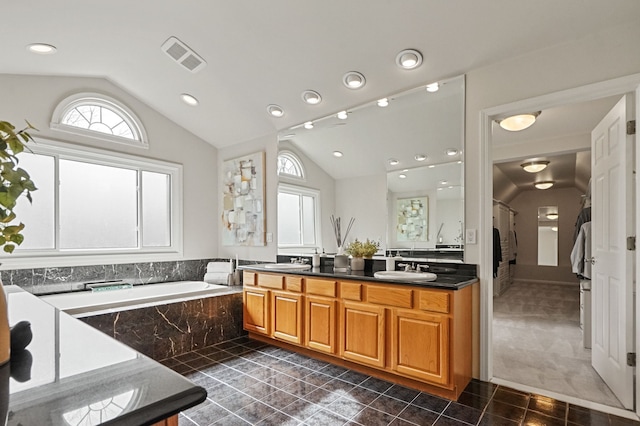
[[161, 336, 640, 426]]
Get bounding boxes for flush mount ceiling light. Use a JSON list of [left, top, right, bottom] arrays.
[[343, 71, 366, 89], [333, 151, 343, 157], [398, 173, 407, 179], [301, 90, 322, 105], [546, 213, 559, 220], [396, 49, 423, 70], [267, 104, 284, 117], [414, 154, 427, 161], [304, 121, 314, 130], [337, 111, 348, 120], [445, 148, 459, 156], [428, 165, 435, 168], [534, 181, 554, 190], [521, 160, 549, 173], [377, 98, 389, 107], [180, 93, 199, 106], [497, 111, 541, 131], [426, 82, 439, 93], [388, 158, 399, 166], [27, 43, 57, 54]]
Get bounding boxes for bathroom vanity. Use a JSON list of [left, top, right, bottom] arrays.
[[240, 264, 477, 400], [2, 285, 206, 425]]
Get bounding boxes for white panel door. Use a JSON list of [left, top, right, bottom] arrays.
[[591, 94, 635, 409]]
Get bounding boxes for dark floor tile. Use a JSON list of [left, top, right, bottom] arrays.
[[263, 372, 299, 388], [216, 390, 256, 412], [527, 394, 567, 419], [483, 400, 526, 423], [170, 363, 195, 375], [384, 384, 421, 403], [225, 373, 261, 391], [204, 350, 236, 362], [492, 387, 530, 408], [304, 387, 342, 407], [256, 410, 301, 426], [283, 379, 319, 397], [389, 418, 420, 426], [175, 351, 205, 362], [245, 366, 276, 381], [320, 363, 350, 378], [522, 410, 565, 426], [224, 345, 255, 356], [351, 406, 396, 426], [234, 400, 278, 424], [211, 413, 251, 425], [196, 345, 224, 356], [280, 398, 322, 420], [260, 389, 300, 409], [338, 370, 370, 385], [214, 340, 241, 349], [368, 394, 409, 416], [298, 357, 332, 371], [463, 379, 497, 399], [359, 377, 395, 394], [442, 402, 482, 425], [184, 356, 218, 369], [345, 385, 380, 405], [478, 412, 520, 425], [456, 391, 490, 410], [159, 357, 182, 367], [306, 408, 349, 425], [412, 392, 450, 413], [210, 365, 243, 383], [303, 371, 335, 387], [322, 378, 356, 394], [178, 414, 197, 426], [433, 415, 472, 425], [397, 404, 440, 425], [182, 398, 212, 417], [567, 404, 610, 425], [242, 381, 278, 399], [187, 401, 231, 426], [327, 397, 367, 420], [241, 340, 269, 350]]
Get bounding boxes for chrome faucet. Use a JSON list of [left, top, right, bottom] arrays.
[[398, 262, 415, 272], [416, 264, 430, 272], [291, 257, 309, 264]]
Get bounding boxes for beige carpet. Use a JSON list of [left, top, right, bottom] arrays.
[[492, 280, 624, 409]]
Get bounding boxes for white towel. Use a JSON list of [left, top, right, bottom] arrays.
[[204, 272, 231, 285], [207, 261, 232, 273]]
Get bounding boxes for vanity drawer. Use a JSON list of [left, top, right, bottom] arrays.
[[417, 290, 450, 314], [258, 274, 285, 290], [286, 276, 304, 292], [243, 271, 256, 286], [306, 279, 336, 297], [367, 285, 413, 308], [340, 282, 362, 301]]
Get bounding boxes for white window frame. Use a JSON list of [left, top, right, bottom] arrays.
[[50, 92, 149, 149], [277, 183, 321, 250], [0, 137, 183, 269], [277, 151, 305, 181]]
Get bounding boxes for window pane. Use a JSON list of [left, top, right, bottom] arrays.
[[142, 171, 170, 247], [302, 195, 316, 245], [13, 153, 55, 250], [59, 160, 137, 249], [278, 192, 301, 245]]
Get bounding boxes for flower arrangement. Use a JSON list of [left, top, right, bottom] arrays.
[[344, 238, 380, 258]]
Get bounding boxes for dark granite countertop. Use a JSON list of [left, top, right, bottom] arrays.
[[2, 285, 206, 425], [239, 264, 477, 290]]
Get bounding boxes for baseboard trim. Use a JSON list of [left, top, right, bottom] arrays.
[[512, 278, 579, 287]]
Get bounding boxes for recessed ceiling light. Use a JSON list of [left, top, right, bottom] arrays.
[[437, 188, 443, 191], [534, 181, 554, 190], [337, 111, 348, 120], [399, 174, 407, 179], [546, 213, 559, 220], [267, 104, 284, 117], [377, 98, 389, 107], [388, 159, 399, 166], [457, 161, 462, 164], [180, 93, 199, 106], [497, 111, 541, 131], [426, 83, 439, 92], [414, 154, 427, 161], [445, 148, 458, 156], [343, 71, 366, 89], [333, 151, 343, 157], [27, 43, 57, 54], [301, 90, 322, 105], [428, 165, 436, 168], [402, 169, 409, 172], [521, 161, 549, 173], [304, 121, 314, 130], [396, 49, 423, 70], [440, 180, 448, 185]]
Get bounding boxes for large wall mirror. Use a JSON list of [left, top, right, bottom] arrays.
[[538, 206, 559, 266], [277, 74, 465, 261]]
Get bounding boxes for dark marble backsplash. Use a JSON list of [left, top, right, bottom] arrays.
[[0, 258, 264, 295]]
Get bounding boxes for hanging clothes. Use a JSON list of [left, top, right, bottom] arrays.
[[573, 206, 591, 243], [508, 229, 517, 264], [571, 221, 592, 279], [493, 227, 502, 278]]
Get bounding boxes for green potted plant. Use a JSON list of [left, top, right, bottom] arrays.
[[345, 238, 380, 271]]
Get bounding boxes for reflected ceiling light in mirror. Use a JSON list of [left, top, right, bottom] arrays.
[[546, 213, 559, 220], [534, 181, 554, 190], [398, 173, 407, 179], [426, 82, 439, 92], [445, 148, 459, 156], [267, 104, 284, 117], [388, 159, 399, 166], [497, 111, 541, 131], [28, 43, 57, 54], [180, 93, 199, 106], [337, 111, 348, 120], [521, 160, 549, 173], [440, 180, 448, 185], [333, 151, 343, 157], [457, 160, 462, 164], [551, 226, 559, 232], [428, 165, 436, 168], [304, 121, 314, 129], [343, 71, 366, 89], [301, 90, 322, 105], [377, 98, 389, 107], [414, 154, 427, 161], [396, 49, 423, 69]]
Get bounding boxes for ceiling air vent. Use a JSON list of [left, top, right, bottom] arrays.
[[161, 36, 207, 73]]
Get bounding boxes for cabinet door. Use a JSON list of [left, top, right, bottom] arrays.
[[243, 288, 270, 335], [390, 308, 450, 386], [305, 295, 336, 354], [341, 302, 385, 368], [271, 291, 303, 345]]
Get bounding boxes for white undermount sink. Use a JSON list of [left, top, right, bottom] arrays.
[[263, 263, 311, 270], [373, 270, 437, 281]]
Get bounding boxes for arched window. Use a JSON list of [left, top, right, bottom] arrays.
[[277, 151, 304, 179], [51, 93, 148, 148]]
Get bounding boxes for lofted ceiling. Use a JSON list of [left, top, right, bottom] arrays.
[[2, 1, 640, 149]]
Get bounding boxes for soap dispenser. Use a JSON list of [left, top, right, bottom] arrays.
[[312, 248, 321, 268]]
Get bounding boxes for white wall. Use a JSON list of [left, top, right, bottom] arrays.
[[0, 74, 219, 263]]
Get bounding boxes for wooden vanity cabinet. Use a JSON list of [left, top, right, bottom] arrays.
[[271, 290, 303, 344], [340, 301, 385, 368], [243, 287, 270, 335], [305, 295, 337, 354]]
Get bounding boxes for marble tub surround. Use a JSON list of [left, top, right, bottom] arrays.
[[81, 289, 246, 360], [0, 258, 250, 295]]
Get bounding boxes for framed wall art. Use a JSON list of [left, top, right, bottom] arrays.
[[396, 196, 428, 242]]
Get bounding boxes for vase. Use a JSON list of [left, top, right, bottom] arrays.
[[350, 257, 365, 271], [0, 281, 8, 366]]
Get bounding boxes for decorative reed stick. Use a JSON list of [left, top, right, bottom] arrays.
[[330, 215, 355, 249]]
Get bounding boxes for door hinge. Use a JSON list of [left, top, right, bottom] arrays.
[[628, 352, 636, 367], [628, 120, 636, 135], [626, 236, 636, 251]]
